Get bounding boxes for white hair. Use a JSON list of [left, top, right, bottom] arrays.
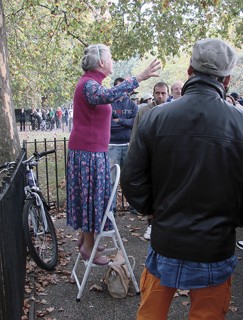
[[81, 44, 110, 71]]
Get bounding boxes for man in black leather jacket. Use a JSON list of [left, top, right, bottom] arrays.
[[121, 38, 241, 320]]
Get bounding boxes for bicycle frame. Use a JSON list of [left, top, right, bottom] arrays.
[[1, 148, 58, 271], [25, 189, 49, 233], [23, 150, 55, 234]]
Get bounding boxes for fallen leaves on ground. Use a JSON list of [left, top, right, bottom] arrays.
[[229, 305, 238, 312], [22, 210, 72, 320], [89, 284, 103, 292], [22, 207, 241, 319], [178, 289, 189, 297], [23, 208, 135, 319]]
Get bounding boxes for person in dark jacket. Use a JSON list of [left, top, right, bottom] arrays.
[[121, 38, 241, 319], [130, 81, 170, 239], [108, 77, 138, 213], [19, 108, 26, 131], [30, 108, 37, 131]]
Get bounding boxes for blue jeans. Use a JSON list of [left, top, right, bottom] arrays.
[[108, 144, 128, 210]]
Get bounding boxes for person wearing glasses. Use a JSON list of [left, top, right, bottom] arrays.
[[168, 80, 184, 101], [66, 43, 160, 265]]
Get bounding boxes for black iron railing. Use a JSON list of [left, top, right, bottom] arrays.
[[0, 150, 26, 320], [22, 138, 68, 212]]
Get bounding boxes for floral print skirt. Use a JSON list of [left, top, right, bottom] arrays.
[[66, 150, 112, 233]]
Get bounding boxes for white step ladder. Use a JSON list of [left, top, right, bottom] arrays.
[[71, 164, 140, 301]]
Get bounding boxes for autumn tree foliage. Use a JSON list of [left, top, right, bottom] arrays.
[[4, 0, 242, 109]]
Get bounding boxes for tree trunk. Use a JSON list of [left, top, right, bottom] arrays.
[[0, 0, 20, 164]]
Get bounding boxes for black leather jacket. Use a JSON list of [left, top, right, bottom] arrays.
[[121, 76, 243, 262]]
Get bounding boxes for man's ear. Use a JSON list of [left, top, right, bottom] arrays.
[[223, 75, 231, 89], [187, 66, 194, 77]]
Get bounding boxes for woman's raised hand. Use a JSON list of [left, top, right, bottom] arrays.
[[136, 59, 161, 83]]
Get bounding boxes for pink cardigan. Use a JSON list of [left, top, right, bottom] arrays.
[[68, 70, 112, 152]]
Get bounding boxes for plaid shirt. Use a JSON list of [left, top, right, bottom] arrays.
[[145, 245, 237, 289]]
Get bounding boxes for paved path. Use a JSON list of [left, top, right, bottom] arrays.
[[27, 211, 243, 320]]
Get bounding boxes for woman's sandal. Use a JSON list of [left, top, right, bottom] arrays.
[[77, 234, 105, 252], [79, 245, 109, 265]]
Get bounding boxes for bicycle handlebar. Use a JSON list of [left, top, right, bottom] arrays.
[[34, 149, 56, 158], [23, 149, 56, 164], [1, 149, 56, 169]]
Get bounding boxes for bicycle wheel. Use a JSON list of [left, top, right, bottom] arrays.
[[22, 198, 58, 270], [45, 121, 51, 131]]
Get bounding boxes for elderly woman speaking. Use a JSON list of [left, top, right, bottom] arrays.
[[66, 43, 160, 265]]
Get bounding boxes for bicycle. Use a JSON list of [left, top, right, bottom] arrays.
[[0, 149, 58, 271], [45, 119, 52, 131], [29, 118, 38, 131], [40, 119, 52, 131]]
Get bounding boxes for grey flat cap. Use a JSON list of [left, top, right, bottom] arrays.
[[190, 38, 237, 77]]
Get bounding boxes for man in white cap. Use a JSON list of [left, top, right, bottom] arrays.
[[121, 38, 241, 319], [138, 93, 154, 109]]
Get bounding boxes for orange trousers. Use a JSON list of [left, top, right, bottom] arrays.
[[137, 268, 232, 320]]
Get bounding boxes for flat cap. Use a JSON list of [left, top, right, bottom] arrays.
[[190, 38, 237, 77], [143, 93, 153, 100]]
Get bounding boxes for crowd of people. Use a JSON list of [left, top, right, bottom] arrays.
[[18, 105, 73, 132], [65, 38, 243, 320]]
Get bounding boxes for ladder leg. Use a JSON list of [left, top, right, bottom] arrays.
[[76, 259, 93, 301], [109, 213, 140, 294], [76, 235, 104, 301], [71, 252, 81, 279]]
